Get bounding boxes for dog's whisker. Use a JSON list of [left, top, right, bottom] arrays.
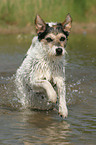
[[64, 49, 68, 55]]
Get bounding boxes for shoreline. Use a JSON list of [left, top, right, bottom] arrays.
[[0, 22, 96, 35]]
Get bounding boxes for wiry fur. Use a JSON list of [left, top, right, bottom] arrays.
[[15, 36, 67, 117], [15, 14, 72, 118]]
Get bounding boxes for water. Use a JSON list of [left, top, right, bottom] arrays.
[[0, 34, 96, 145]]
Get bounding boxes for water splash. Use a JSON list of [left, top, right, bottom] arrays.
[[0, 75, 22, 110], [0, 73, 87, 111]]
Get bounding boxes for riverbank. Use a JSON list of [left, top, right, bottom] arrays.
[[0, 22, 96, 35]]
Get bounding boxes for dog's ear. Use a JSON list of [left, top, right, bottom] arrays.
[[62, 14, 72, 33], [35, 15, 46, 34]]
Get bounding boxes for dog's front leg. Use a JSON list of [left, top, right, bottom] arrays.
[[32, 80, 57, 103], [54, 77, 68, 118]]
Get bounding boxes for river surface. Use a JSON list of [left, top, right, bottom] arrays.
[[0, 34, 96, 145]]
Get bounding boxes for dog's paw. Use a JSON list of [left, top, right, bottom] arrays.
[[58, 105, 68, 118], [48, 92, 57, 103], [37, 80, 57, 103]]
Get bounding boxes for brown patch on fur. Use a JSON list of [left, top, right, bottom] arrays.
[[62, 13, 72, 32], [35, 14, 72, 42], [35, 14, 46, 34], [41, 33, 67, 48]]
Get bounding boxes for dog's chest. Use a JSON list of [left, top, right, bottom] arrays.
[[34, 62, 52, 81]]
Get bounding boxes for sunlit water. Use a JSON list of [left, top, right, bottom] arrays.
[[0, 34, 96, 145]]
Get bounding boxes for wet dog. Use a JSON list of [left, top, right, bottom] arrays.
[[15, 14, 72, 118]]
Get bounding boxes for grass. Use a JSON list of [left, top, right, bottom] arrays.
[[0, 0, 96, 27]]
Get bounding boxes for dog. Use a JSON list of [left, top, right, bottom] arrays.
[[15, 14, 72, 118]]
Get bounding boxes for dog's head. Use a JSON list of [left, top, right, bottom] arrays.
[[35, 14, 72, 57]]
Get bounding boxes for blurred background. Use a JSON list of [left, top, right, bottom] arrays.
[[0, 0, 96, 34]]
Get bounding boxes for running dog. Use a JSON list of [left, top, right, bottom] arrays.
[[15, 14, 72, 118]]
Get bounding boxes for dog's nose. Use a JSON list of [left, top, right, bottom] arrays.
[[56, 48, 63, 56]]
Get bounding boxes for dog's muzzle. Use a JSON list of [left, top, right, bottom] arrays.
[[56, 48, 63, 56]]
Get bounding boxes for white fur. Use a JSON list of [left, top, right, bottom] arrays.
[[46, 22, 57, 27], [15, 36, 68, 118]]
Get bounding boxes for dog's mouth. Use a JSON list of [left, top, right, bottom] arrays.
[[44, 45, 65, 57]]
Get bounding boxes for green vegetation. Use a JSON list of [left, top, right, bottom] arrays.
[[0, 0, 96, 27]]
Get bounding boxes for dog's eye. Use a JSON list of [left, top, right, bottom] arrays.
[[46, 37, 53, 42], [60, 37, 65, 41]]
